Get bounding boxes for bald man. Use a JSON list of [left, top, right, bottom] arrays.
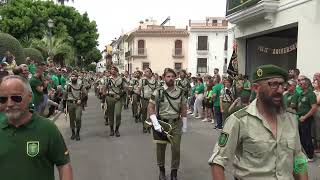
[[0, 75, 73, 180]]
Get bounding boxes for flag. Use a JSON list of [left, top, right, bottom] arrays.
[[227, 49, 238, 78]]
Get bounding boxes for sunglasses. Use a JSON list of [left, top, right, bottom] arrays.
[[0, 96, 23, 104]]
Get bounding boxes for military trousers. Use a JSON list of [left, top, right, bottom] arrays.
[[67, 102, 82, 129], [106, 96, 123, 129], [156, 119, 182, 170], [132, 94, 140, 118], [141, 98, 149, 124]]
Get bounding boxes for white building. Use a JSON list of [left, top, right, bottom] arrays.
[[226, 0, 319, 78], [96, 60, 106, 73], [188, 17, 229, 76], [111, 35, 127, 73]]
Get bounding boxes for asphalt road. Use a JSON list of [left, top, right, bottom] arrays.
[[55, 91, 320, 180]]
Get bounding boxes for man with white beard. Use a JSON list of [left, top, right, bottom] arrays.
[[0, 75, 73, 180]]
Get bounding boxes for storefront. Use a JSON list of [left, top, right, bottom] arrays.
[[226, 0, 319, 78]]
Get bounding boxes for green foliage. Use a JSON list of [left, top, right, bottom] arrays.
[[0, 32, 25, 64], [24, 48, 44, 63], [84, 47, 102, 64], [86, 63, 96, 72], [0, 0, 99, 66]]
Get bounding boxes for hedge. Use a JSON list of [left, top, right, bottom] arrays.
[[0, 33, 25, 65], [24, 48, 44, 63]]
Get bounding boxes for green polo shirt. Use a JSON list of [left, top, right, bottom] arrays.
[[212, 83, 223, 107], [29, 76, 43, 106], [0, 112, 6, 122], [296, 89, 317, 116], [0, 113, 70, 180], [195, 83, 205, 94], [283, 91, 299, 110]]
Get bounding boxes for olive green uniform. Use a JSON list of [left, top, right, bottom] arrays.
[[0, 113, 70, 180], [208, 99, 306, 179], [129, 77, 140, 122], [65, 82, 85, 131], [140, 78, 157, 131], [150, 84, 187, 170], [220, 87, 235, 122], [283, 91, 299, 112], [105, 76, 127, 134], [175, 78, 191, 98]]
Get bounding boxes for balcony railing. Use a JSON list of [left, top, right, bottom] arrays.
[[133, 48, 147, 57], [172, 48, 184, 58]]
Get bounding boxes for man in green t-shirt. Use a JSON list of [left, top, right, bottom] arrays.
[[211, 76, 223, 129], [0, 75, 73, 180], [296, 77, 318, 161], [29, 63, 45, 113], [283, 79, 299, 112]]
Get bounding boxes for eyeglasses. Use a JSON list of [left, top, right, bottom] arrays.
[[267, 81, 286, 90], [0, 96, 23, 104]]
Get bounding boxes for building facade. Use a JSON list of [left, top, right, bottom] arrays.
[[226, 0, 319, 78], [111, 35, 127, 73], [188, 17, 229, 76], [125, 20, 189, 75]]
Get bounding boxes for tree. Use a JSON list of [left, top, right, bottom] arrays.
[[57, 0, 74, 5], [84, 47, 102, 64], [0, 0, 99, 66], [0, 32, 25, 64]]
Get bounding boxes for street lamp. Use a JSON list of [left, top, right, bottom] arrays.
[[47, 19, 54, 59]]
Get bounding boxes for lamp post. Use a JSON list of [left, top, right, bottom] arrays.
[[47, 19, 54, 59]]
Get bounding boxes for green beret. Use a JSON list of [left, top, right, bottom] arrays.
[[252, 64, 288, 82]]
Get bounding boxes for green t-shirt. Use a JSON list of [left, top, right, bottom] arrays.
[[283, 91, 299, 110], [296, 89, 317, 116], [28, 64, 36, 75], [195, 83, 205, 94], [212, 83, 223, 107], [296, 86, 303, 95], [0, 112, 6, 122], [0, 113, 70, 180], [29, 76, 43, 106]]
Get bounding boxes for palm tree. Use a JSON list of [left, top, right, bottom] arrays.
[[30, 36, 76, 66]]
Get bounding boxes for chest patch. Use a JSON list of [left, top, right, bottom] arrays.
[[27, 141, 39, 157]]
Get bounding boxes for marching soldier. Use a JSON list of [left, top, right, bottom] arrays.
[[123, 70, 130, 109], [148, 68, 188, 180], [104, 66, 127, 137], [64, 71, 86, 141], [102, 70, 111, 126], [129, 71, 141, 122], [175, 70, 191, 99], [139, 67, 157, 133]]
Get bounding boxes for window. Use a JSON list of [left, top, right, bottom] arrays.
[[224, 36, 228, 51], [212, 20, 217, 26], [138, 40, 145, 55], [197, 36, 208, 50], [174, 63, 182, 71], [142, 62, 150, 70], [174, 40, 182, 55], [197, 58, 207, 73]]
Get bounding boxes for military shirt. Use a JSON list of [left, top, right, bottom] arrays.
[[220, 87, 235, 102], [139, 78, 157, 99], [106, 76, 127, 95], [65, 82, 85, 101], [150, 84, 187, 120], [175, 78, 191, 92], [129, 78, 140, 94], [208, 99, 306, 180], [296, 89, 317, 116], [0, 113, 70, 180]]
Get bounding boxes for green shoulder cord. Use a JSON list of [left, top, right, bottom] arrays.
[[163, 90, 183, 115], [293, 156, 308, 174], [156, 88, 164, 120]]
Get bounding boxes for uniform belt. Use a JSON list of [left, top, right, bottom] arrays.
[[161, 118, 179, 123], [67, 100, 78, 103], [222, 101, 232, 103]]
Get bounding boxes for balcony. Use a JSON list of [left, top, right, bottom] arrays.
[[132, 48, 147, 58], [172, 48, 184, 58], [226, 0, 280, 24], [197, 42, 209, 55]]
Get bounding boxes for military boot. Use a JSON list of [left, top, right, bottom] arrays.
[[76, 128, 81, 141], [170, 169, 177, 180], [159, 166, 166, 180], [109, 126, 115, 136], [70, 129, 76, 140], [115, 126, 120, 137]]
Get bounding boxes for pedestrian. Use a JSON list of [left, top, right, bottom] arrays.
[[29, 62, 45, 113], [283, 79, 299, 113], [192, 77, 205, 119], [312, 73, 320, 153], [139, 67, 157, 133], [104, 66, 127, 137], [0, 75, 73, 180], [211, 75, 223, 129], [209, 64, 308, 179], [148, 68, 187, 180], [64, 71, 86, 141], [296, 76, 318, 161]]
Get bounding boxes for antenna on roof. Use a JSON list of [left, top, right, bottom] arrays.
[[160, 16, 171, 26]]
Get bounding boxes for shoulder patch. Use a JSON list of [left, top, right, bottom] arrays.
[[218, 131, 229, 147], [233, 107, 249, 119]]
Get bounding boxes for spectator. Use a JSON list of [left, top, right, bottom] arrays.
[[1, 51, 17, 73], [29, 63, 45, 113], [296, 77, 318, 162], [283, 79, 299, 113], [192, 77, 205, 119], [220, 76, 235, 123], [0, 75, 73, 180], [312, 73, 320, 153], [202, 78, 214, 122], [212, 75, 223, 130]]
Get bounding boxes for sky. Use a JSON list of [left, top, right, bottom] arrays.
[[66, 0, 227, 51]]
